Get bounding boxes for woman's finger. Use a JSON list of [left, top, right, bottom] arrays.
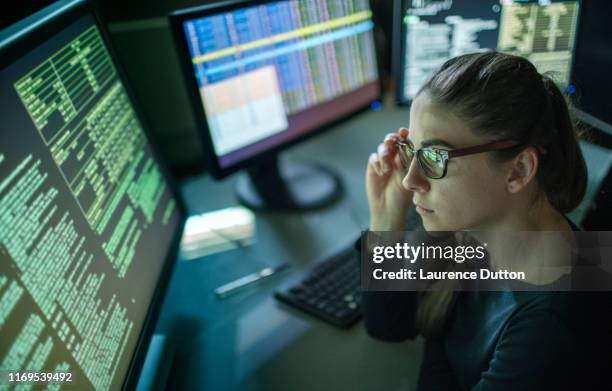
[[368, 153, 382, 176], [398, 127, 409, 140], [377, 142, 393, 173], [384, 138, 396, 154], [392, 151, 403, 170], [384, 132, 399, 141]]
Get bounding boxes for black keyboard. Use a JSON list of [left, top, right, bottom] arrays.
[[274, 245, 361, 328]]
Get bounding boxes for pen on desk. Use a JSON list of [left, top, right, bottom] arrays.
[[215, 262, 291, 299]]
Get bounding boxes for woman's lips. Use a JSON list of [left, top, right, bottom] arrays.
[[414, 199, 434, 214]]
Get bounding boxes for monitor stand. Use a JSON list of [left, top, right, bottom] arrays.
[[235, 156, 343, 211]]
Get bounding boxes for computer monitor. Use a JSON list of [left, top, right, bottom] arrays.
[[170, 0, 381, 211], [394, 0, 580, 105], [0, 1, 185, 390], [570, 0, 612, 134]]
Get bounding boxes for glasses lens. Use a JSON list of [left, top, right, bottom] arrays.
[[418, 148, 446, 179], [397, 141, 414, 170]]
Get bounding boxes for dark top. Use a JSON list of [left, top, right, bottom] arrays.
[[359, 220, 612, 390]]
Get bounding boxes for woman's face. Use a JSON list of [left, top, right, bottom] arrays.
[[406, 94, 513, 231]]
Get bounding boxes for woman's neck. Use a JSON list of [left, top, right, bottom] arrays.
[[469, 197, 575, 285], [492, 195, 572, 231]]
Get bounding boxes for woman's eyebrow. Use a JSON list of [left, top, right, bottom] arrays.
[[420, 138, 456, 149]]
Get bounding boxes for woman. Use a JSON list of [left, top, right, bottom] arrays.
[[363, 52, 611, 390]]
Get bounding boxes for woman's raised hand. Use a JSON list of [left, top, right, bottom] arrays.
[[366, 127, 414, 231]]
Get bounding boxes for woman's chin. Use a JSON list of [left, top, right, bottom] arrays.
[[422, 218, 443, 232], [422, 217, 458, 233]]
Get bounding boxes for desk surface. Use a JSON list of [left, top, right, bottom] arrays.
[[153, 101, 425, 390]]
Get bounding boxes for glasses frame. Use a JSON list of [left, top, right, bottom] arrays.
[[394, 139, 521, 179]]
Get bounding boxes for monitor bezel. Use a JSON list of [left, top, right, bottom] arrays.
[[169, 0, 382, 180], [0, 1, 187, 390]]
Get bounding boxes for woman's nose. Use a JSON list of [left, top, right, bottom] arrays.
[[402, 157, 430, 193]]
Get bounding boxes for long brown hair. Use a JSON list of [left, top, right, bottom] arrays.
[[414, 51, 587, 337]]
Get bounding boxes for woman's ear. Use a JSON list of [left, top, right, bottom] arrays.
[[506, 146, 539, 193]]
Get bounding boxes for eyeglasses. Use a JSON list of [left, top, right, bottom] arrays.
[[394, 139, 521, 179]]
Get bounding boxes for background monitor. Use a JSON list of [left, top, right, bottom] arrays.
[[568, 0, 612, 230], [170, 0, 381, 211], [394, 0, 580, 104], [0, 0, 185, 389], [570, 0, 612, 133]]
